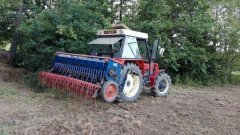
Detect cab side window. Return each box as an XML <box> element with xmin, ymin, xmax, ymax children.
<box><xmin>137</xmin><ymin>39</ymin><xmax>148</xmax><ymax>60</ymax></box>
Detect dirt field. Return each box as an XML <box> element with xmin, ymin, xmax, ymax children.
<box><xmin>0</xmin><ymin>58</ymin><xmax>240</xmax><ymax>135</ymax></box>
<box><xmin>0</xmin><ymin>80</ymin><xmax>239</xmax><ymax>135</ymax></box>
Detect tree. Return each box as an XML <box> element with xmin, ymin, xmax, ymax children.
<box><xmin>211</xmin><ymin>0</ymin><xmax>240</xmax><ymax>82</ymax></box>
<box><xmin>0</xmin><ymin>0</ymin><xmax>55</xmax><ymax>64</ymax></box>
<box><xmin>132</xmin><ymin>0</ymin><xmax>217</xmax><ymax>84</ymax></box>
<box><xmin>17</xmin><ymin>0</ymin><xmax>109</xmax><ymax>71</ymax></box>
<box><xmin>0</xmin><ymin>0</ymin><xmax>22</xmax><ymax>48</ymax></box>
<box><xmin>0</xmin><ymin>0</ymin><xmax>239</xmax><ymax>85</ymax></box>
<box><xmin>111</xmin><ymin>0</ymin><xmax>139</xmax><ymax>23</ymax></box>
<box><xmin>8</xmin><ymin>0</ymin><xmax>24</xmax><ymax>64</ymax></box>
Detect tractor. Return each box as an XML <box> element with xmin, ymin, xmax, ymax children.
<box><xmin>39</xmin><ymin>24</ymin><xmax>171</xmax><ymax>103</ymax></box>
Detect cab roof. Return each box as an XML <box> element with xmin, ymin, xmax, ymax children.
<box><xmin>97</xmin><ymin>24</ymin><xmax>148</xmax><ymax>39</ymax></box>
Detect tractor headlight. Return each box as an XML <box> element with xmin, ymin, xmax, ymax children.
<box><xmin>109</xmin><ymin>69</ymin><xmax>117</xmax><ymax>78</ymax></box>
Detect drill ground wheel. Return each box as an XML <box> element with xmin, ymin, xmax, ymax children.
<box><xmin>152</xmin><ymin>73</ymin><xmax>172</xmax><ymax>97</ymax></box>
<box><xmin>101</xmin><ymin>81</ymin><xmax>119</xmax><ymax>103</ymax></box>
<box><xmin>118</xmin><ymin>63</ymin><xmax>143</xmax><ymax>102</ymax></box>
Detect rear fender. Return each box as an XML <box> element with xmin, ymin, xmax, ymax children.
<box><xmin>150</xmin><ymin>69</ymin><xmax>166</xmax><ymax>87</ymax></box>
<box><xmin>118</xmin><ymin>59</ymin><xmax>145</xmax><ymax>75</ymax></box>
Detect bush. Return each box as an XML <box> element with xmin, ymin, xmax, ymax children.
<box><xmin>17</xmin><ymin>1</ymin><xmax>109</xmax><ymax>72</ymax></box>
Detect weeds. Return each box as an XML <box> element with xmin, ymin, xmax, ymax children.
<box><xmin>23</xmin><ymin>72</ymin><xmax>50</xmax><ymax>93</ymax></box>
<box><xmin>0</xmin><ymin>82</ymin><xmax>17</xmax><ymax>96</ymax></box>
<box><xmin>231</xmin><ymin>72</ymin><xmax>240</xmax><ymax>85</ymax></box>
<box><xmin>23</xmin><ymin>72</ymin><xmax>39</xmax><ymax>88</ymax></box>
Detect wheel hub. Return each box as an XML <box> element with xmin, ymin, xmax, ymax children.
<box><xmin>105</xmin><ymin>84</ymin><xmax>117</xmax><ymax>101</ymax></box>
<box><xmin>158</xmin><ymin>79</ymin><xmax>168</xmax><ymax>93</ymax></box>
<box><xmin>123</xmin><ymin>72</ymin><xmax>140</xmax><ymax>98</ymax></box>
<box><xmin>127</xmin><ymin>81</ymin><xmax>131</xmax><ymax>87</ymax></box>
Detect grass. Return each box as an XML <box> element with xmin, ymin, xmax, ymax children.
<box><xmin>231</xmin><ymin>71</ymin><xmax>240</xmax><ymax>85</ymax></box>
<box><xmin>0</xmin><ymin>79</ymin><xmax>67</xmax><ymax>103</ymax></box>
<box><xmin>0</xmin><ymin>82</ymin><xmax>35</xmax><ymax>103</ymax></box>
<box><xmin>0</xmin><ymin>82</ymin><xmax>17</xmax><ymax>97</ymax></box>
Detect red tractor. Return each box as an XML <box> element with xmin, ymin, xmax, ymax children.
<box><xmin>39</xmin><ymin>24</ymin><xmax>171</xmax><ymax>103</ymax></box>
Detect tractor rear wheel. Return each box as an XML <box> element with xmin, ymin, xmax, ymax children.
<box><xmin>118</xmin><ymin>63</ymin><xmax>143</xmax><ymax>102</ymax></box>
<box><xmin>152</xmin><ymin>73</ymin><xmax>171</xmax><ymax>97</ymax></box>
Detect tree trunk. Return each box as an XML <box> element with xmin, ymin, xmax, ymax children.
<box><xmin>8</xmin><ymin>0</ymin><xmax>24</xmax><ymax>65</ymax></box>
<box><xmin>111</xmin><ymin>0</ymin><xmax>115</xmax><ymax>23</ymax></box>
<box><xmin>119</xmin><ymin>0</ymin><xmax>123</xmax><ymax>22</ymax></box>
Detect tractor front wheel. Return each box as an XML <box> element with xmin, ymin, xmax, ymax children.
<box><xmin>152</xmin><ymin>73</ymin><xmax>172</xmax><ymax>97</ymax></box>
<box><xmin>118</xmin><ymin>63</ymin><xmax>143</xmax><ymax>102</ymax></box>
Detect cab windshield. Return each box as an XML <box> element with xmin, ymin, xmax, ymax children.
<box><xmin>89</xmin><ymin>40</ymin><xmax>122</xmax><ymax>58</ymax></box>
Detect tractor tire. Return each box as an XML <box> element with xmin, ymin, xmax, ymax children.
<box><xmin>101</xmin><ymin>81</ymin><xmax>119</xmax><ymax>103</ymax></box>
<box><xmin>118</xmin><ymin>63</ymin><xmax>143</xmax><ymax>102</ymax></box>
<box><xmin>152</xmin><ymin>73</ymin><xmax>172</xmax><ymax>97</ymax></box>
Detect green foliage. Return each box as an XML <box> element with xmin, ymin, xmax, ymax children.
<box><xmin>133</xmin><ymin>0</ymin><xmax>221</xmax><ymax>85</ymax></box>
<box><xmin>17</xmin><ymin>1</ymin><xmax>109</xmax><ymax>71</ymax></box>
<box><xmin>83</xmin><ymin>0</ymin><xmax>114</xmax><ymax>22</ymax></box>
<box><xmin>23</xmin><ymin>72</ymin><xmax>39</xmax><ymax>88</ymax></box>
<box><xmin>0</xmin><ymin>0</ymin><xmax>20</xmax><ymax>46</ymax></box>
<box><xmin>123</xmin><ymin>0</ymin><xmax>240</xmax><ymax>85</ymax></box>
<box><xmin>0</xmin><ymin>0</ymin><xmax>239</xmax><ymax>85</ymax></box>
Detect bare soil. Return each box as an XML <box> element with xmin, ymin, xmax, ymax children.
<box><xmin>0</xmin><ymin>61</ymin><xmax>239</xmax><ymax>135</ymax></box>
<box><xmin>0</xmin><ymin>63</ymin><xmax>26</xmax><ymax>83</ymax></box>
<box><xmin>0</xmin><ymin>51</ymin><xmax>27</xmax><ymax>83</ymax></box>
<box><xmin>0</xmin><ymin>81</ymin><xmax>239</xmax><ymax>135</ymax></box>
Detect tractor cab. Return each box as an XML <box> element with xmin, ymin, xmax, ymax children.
<box><xmin>88</xmin><ymin>24</ymin><xmax>149</xmax><ymax>59</ymax></box>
